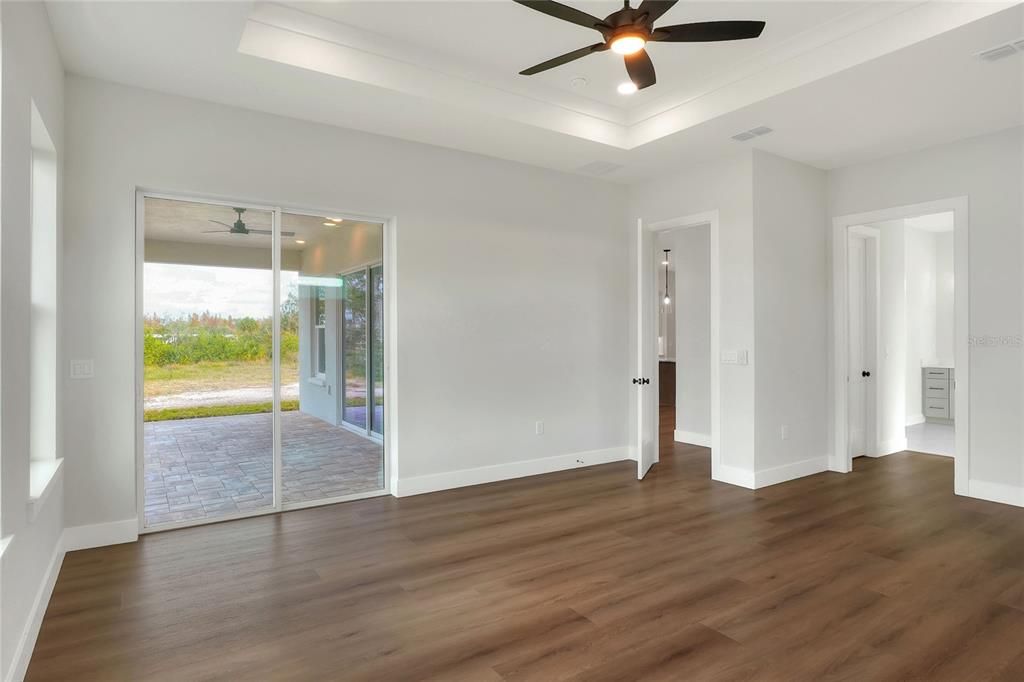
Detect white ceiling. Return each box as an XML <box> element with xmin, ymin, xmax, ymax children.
<box><xmin>285</xmin><ymin>1</ymin><xmax>871</xmax><ymax>111</ymax></box>
<box><xmin>45</xmin><ymin>1</ymin><xmax>1023</xmax><ymax>182</ymax></box>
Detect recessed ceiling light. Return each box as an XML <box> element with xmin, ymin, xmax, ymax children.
<box><xmin>617</xmin><ymin>81</ymin><xmax>638</xmax><ymax>95</ymax></box>
<box><xmin>570</xmin><ymin>76</ymin><xmax>588</xmax><ymax>89</ymax></box>
<box><xmin>322</xmin><ymin>222</ymin><xmax>335</xmax><ymax>227</ymax></box>
<box><xmin>610</xmin><ymin>34</ymin><xmax>646</xmax><ymax>55</ymax></box>
<box><xmin>295</xmin><ymin>239</ymin><xmax>306</xmax><ymax>244</ymax></box>
<box><xmin>329</xmin><ymin>217</ymin><xmax>343</xmax><ymax>222</ymax></box>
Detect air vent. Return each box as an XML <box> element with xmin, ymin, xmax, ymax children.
<box><xmin>576</xmin><ymin>161</ymin><xmax>623</xmax><ymax>176</ymax></box>
<box><xmin>978</xmin><ymin>44</ymin><xmax>1017</xmax><ymax>61</ymax></box>
<box><xmin>731</xmin><ymin>125</ymin><xmax>774</xmax><ymax>142</ymax></box>
<box><xmin>976</xmin><ymin>38</ymin><xmax>1024</xmax><ymax>62</ymax></box>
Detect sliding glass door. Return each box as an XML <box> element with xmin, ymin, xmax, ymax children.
<box><xmin>279</xmin><ymin>213</ymin><xmax>385</xmax><ymax>506</ymax></box>
<box><xmin>141</xmin><ymin>196</ymin><xmax>386</xmax><ymax>529</ymax></box>
<box><xmin>141</xmin><ymin>197</ymin><xmax>276</xmax><ymax>527</ymax></box>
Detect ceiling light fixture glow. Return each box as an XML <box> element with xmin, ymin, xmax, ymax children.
<box><xmin>295</xmin><ymin>239</ymin><xmax>306</xmax><ymax>244</ymax></box>
<box><xmin>610</xmin><ymin>34</ymin><xmax>646</xmax><ymax>55</ymax></box>
<box><xmin>323</xmin><ymin>222</ymin><xmax>335</xmax><ymax>227</ymax></box>
<box><xmin>617</xmin><ymin>81</ymin><xmax>638</xmax><ymax>95</ymax></box>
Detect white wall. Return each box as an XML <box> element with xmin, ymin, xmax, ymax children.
<box><xmin>654</xmin><ymin>231</ymin><xmax>675</xmax><ymax>360</ymax></box>
<box><xmin>61</xmin><ymin>76</ymin><xmax>630</xmax><ymax>526</ymax></box>
<box><xmin>935</xmin><ymin>230</ymin><xmax>955</xmax><ymax>367</ymax></box>
<box><xmin>751</xmin><ymin>151</ymin><xmax>829</xmax><ymax>477</ymax></box>
<box><xmin>870</xmin><ymin>219</ymin><xmax>910</xmax><ymax>441</ymax></box>
<box><xmin>672</xmin><ymin>225</ymin><xmax>711</xmax><ymax>441</ymax></box>
<box><xmin>0</xmin><ymin>2</ymin><xmax>66</xmax><ymax>679</ymax></box>
<box><xmin>904</xmin><ymin>225</ymin><xmax>939</xmax><ymax>418</ymax></box>
<box><xmin>829</xmin><ymin>126</ymin><xmax>1023</xmax><ymax>494</ymax></box>
<box><xmin>629</xmin><ymin>153</ymin><xmax>756</xmax><ymax>481</ymax></box>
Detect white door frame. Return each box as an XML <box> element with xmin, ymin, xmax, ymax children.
<box><xmin>641</xmin><ymin>210</ymin><xmax>721</xmax><ymax>480</ymax></box>
<box><xmin>133</xmin><ymin>188</ymin><xmax>399</xmax><ymax>533</ymax></box>
<box><xmin>830</xmin><ymin>196</ymin><xmax>968</xmax><ymax>494</ymax></box>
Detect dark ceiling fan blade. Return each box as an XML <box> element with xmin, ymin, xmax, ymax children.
<box><xmin>636</xmin><ymin>0</ymin><xmax>677</xmax><ymax>24</ymax></box>
<box><xmin>247</xmin><ymin>229</ymin><xmax>297</xmax><ymax>236</ymax></box>
<box><xmin>208</xmin><ymin>219</ymin><xmax>234</xmax><ymax>229</ymax></box>
<box><xmin>513</xmin><ymin>0</ymin><xmax>606</xmax><ymax>31</ymax></box>
<box><xmin>624</xmin><ymin>48</ymin><xmax>656</xmax><ymax>90</ymax></box>
<box><xmin>651</xmin><ymin>20</ymin><xmax>765</xmax><ymax>42</ymax></box>
<box><xmin>520</xmin><ymin>42</ymin><xmax>607</xmax><ymax>75</ymax></box>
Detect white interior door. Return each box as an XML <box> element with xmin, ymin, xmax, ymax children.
<box><xmin>636</xmin><ymin>219</ymin><xmax>659</xmax><ymax>479</ymax></box>
<box><xmin>848</xmin><ymin>236</ymin><xmax>867</xmax><ymax>457</ymax></box>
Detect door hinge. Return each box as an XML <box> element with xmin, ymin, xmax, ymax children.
<box><xmin>632</xmin><ymin>377</ymin><xmax>650</xmax><ymax>385</ymax></box>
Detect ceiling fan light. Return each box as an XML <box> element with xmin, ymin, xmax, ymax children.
<box><xmin>610</xmin><ymin>34</ymin><xmax>646</xmax><ymax>55</ymax></box>
<box><xmin>617</xmin><ymin>81</ymin><xmax>638</xmax><ymax>95</ymax></box>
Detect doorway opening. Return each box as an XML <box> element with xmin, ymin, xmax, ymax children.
<box><xmin>832</xmin><ymin>199</ymin><xmax>967</xmax><ymax>494</ymax></box>
<box><xmin>656</xmin><ymin>225</ymin><xmax>712</xmax><ymax>463</ymax></box>
<box><xmin>635</xmin><ymin>212</ymin><xmax>720</xmax><ymax>482</ymax></box>
<box><xmin>137</xmin><ymin>193</ymin><xmax>391</xmax><ymax>530</ymax></box>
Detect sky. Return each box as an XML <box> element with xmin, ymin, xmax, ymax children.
<box><xmin>145</xmin><ymin>263</ymin><xmax>299</xmax><ymax>319</ymax></box>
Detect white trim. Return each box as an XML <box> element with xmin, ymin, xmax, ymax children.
<box><xmin>64</xmin><ymin>519</ymin><xmax>139</xmax><ymax>552</ymax></box>
<box><xmin>643</xmin><ymin>211</ymin><xmax>722</xmax><ymax>484</ymax></box>
<box><xmin>754</xmin><ymin>456</ymin><xmax>829</xmax><ymax>489</ymax></box>
<box><xmin>905</xmin><ymin>413</ymin><xmax>925</xmax><ymax>427</ymax></box>
<box><xmin>674</xmin><ymin>430</ymin><xmax>711</xmax><ymax>447</ymax></box>
<box><xmin>967</xmin><ymin>480</ymin><xmax>1024</xmax><ymax>508</ymax></box>
<box><xmin>830</xmin><ymin>197</ymin><xmax>969</xmax><ymax>495</ymax></box>
<box><xmin>27</xmin><ymin>458</ymin><xmax>64</xmax><ymax>522</ymax></box>
<box><xmin>4</xmin><ymin>536</ymin><xmax>65</xmax><ymax>682</ymax></box>
<box><xmin>395</xmin><ymin>447</ymin><xmax>630</xmax><ymax>497</ymax></box>
<box><xmin>714</xmin><ymin>464</ymin><xmax>755</xmax><ymax>490</ymax></box>
<box><xmin>872</xmin><ymin>437</ymin><xmax>908</xmax><ymax>457</ymax></box>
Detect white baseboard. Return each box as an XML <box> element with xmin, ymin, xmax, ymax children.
<box><xmin>713</xmin><ymin>463</ymin><xmax>755</xmax><ymax>490</ymax></box>
<box><xmin>967</xmin><ymin>479</ymin><xmax>1024</xmax><ymax>508</ymax></box>
<box><xmin>674</xmin><ymin>430</ymin><xmax>711</xmax><ymax>447</ymax></box>
<box><xmin>5</xmin><ymin>534</ymin><xmax>65</xmax><ymax>682</ymax></box>
<box><xmin>395</xmin><ymin>446</ymin><xmax>630</xmax><ymax>497</ymax></box>
<box><xmin>64</xmin><ymin>519</ymin><xmax>138</xmax><ymax>552</ymax></box>
<box><xmin>754</xmin><ymin>456</ymin><xmax>829</xmax><ymax>489</ymax></box>
<box><xmin>871</xmin><ymin>437</ymin><xmax>908</xmax><ymax>457</ymax></box>
<box><xmin>905</xmin><ymin>413</ymin><xmax>925</xmax><ymax>427</ymax></box>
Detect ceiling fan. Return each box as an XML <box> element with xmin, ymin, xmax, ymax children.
<box><xmin>514</xmin><ymin>0</ymin><xmax>765</xmax><ymax>90</ymax></box>
<box><xmin>203</xmin><ymin>207</ymin><xmax>295</xmax><ymax>237</ymax></box>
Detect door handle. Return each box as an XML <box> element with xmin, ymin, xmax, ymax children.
<box><xmin>632</xmin><ymin>378</ymin><xmax>651</xmax><ymax>385</ymax></box>
<box><xmin>862</xmin><ymin>370</ymin><xmax>871</xmax><ymax>377</ymax></box>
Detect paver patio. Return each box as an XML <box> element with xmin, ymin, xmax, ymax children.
<box><xmin>144</xmin><ymin>411</ymin><xmax>383</xmax><ymax>527</ymax></box>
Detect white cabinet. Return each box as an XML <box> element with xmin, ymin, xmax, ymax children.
<box><xmin>923</xmin><ymin>367</ymin><xmax>954</xmax><ymax>422</ymax></box>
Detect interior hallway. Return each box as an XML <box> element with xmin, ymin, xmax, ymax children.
<box><xmin>30</xmin><ymin>437</ymin><xmax>1024</xmax><ymax>679</ymax></box>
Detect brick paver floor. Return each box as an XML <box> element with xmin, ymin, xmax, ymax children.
<box><xmin>144</xmin><ymin>411</ymin><xmax>383</xmax><ymax>526</ymax></box>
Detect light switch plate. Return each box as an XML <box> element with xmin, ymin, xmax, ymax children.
<box><xmin>70</xmin><ymin>359</ymin><xmax>94</xmax><ymax>379</ymax></box>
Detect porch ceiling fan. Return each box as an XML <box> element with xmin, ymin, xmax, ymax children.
<box><xmin>203</xmin><ymin>207</ymin><xmax>295</xmax><ymax>237</ymax></box>
<box><xmin>513</xmin><ymin>0</ymin><xmax>766</xmax><ymax>90</ymax></box>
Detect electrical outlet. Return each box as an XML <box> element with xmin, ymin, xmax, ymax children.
<box><xmin>535</xmin><ymin>421</ymin><xmax>544</xmax><ymax>435</ymax></box>
<box><xmin>780</xmin><ymin>424</ymin><xmax>789</xmax><ymax>440</ymax></box>
<box><xmin>70</xmin><ymin>359</ymin><xmax>94</xmax><ymax>379</ymax></box>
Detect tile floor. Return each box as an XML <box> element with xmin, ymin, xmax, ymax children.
<box><xmin>906</xmin><ymin>421</ymin><xmax>955</xmax><ymax>457</ymax></box>
<box><xmin>144</xmin><ymin>411</ymin><xmax>383</xmax><ymax>527</ymax></box>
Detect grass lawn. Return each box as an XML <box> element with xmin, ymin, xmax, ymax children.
<box><xmin>145</xmin><ymin>360</ymin><xmax>298</xmax><ymax>399</ymax></box>
<box><xmin>145</xmin><ymin>399</ymin><xmax>300</xmax><ymax>422</ymax></box>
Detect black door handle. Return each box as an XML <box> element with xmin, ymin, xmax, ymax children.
<box><xmin>862</xmin><ymin>370</ymin><xmax>871</xmax><ymax>377</ymax></box>
<box><xmin>632</xmin><ymin>378</ymin><xmax>651</xmax><ymax>385</ymax></box>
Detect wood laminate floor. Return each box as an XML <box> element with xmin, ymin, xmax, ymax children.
<box><xmin>29</xmin><ymin>432</ymin><xmax>1024</xmax><ymax>680</ymax></box>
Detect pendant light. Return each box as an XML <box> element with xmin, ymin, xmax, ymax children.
<box><xmin>662</xmin><ymin>249</ymin><xmax>671</xmax><ymax>305</ymax></box>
